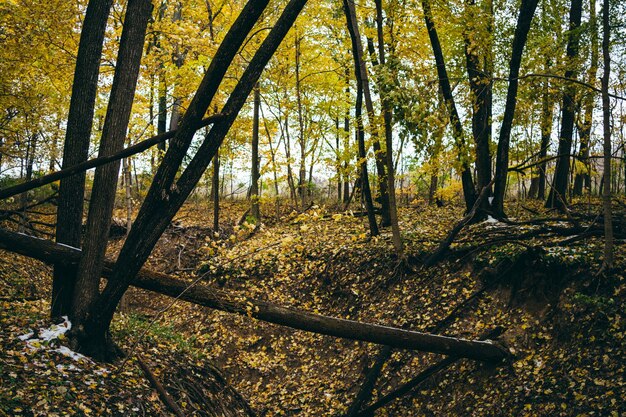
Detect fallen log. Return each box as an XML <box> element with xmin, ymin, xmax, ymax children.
<box><xmin>0</xmin><ymin>228</ymin><xmax>509</xmax><ymax>362</ymax></box>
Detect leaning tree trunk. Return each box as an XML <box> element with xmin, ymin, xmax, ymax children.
<box><xmin>422</xmin><ymin>0</ymin><xmax>476</xmax><ymax>212</ymax></box>
<box><xmin>491</xmin><ymin>0</ymin><xmax>539</xmax><ymax>218</ymax></box>
<box><xmin>343</xmin><ymin>0</ymin><xmax>391</xmax><ymax>228</ymax></box>
<box><xmin>52</xmin><ymin>0</ymin><xmax>114</xmax><ymax>318</ymax></box>
<box><xmin>80</xmin><ymin>0</ymin><xmax>306</xmax><ymax>361</ymax></box>
<box><xmin>71</xmin><ymin>0</ymin><xmax>152</xmax><ymax>341</ymax></box>
<box><xmin>343</xmin><ymin>0</ymin><xmax>379</xmax><ymax>236</ymax></box>
<box><xmin>545</xmin><ymin>0</ymin><xmax>583</xmax><ymax>210</ymax></box>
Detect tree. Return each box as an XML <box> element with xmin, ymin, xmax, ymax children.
<box><xmin>573</xmin><ymin>0</ymin><xmax>599</xmax><ymax>197</ymax></box>
<box><xmin>491</xmin><ymin>0</ymin><xmax>539</xmax><ymax>218</ymax></box>
<box><xmin>71</xmin><ymin>0</ymin><xmax>153</xmax><ymax>332</ymax></box>
<box><xmin>250</xmin><ymin>83</ymin><xmax>261</xmax><ymax>221</ymax></box>
<box><xmin>52</xmin><ymin>0</ymin><xmax>114</xmax><ymax>318</ymax></box>
<box><xmin>373</xmin><ymin>0</ymin><xmax>403</xmax><ymax>254</ymax></box>
<box><xmin>463</xmin><ymin>0</ymin><xmax>493</xmax><ymax>213</ymax></box>
<box><xmin>343</xmin><ymin>0</ymin><xmax>378</xmax><ymax>236</ymax></box>
<box><xmin>600</xmin><ymin>0</ymin><xmax>613</xmax><ymax>270</ymax></box>
<box><xmin>341</xmin><ymin>0</ymin><xmax>391</xmax><ymax>227</ymax></box>
<box><xmin>546</xmin><ymin>0</ymin><xmax>583</xmax><ymax>210</ymax></box>
<box><xmin>74</xmin><ymin>0</ymin><xmax>308</xmax><ymax>360</ymax></box>
<box><xmin>422</xmin><ymin>0</ymin><xmax>477</xmax><ymax>212</ymax></box>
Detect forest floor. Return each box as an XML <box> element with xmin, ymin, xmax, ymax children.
<box><xmin>0</xmin><ymin>198</ymin><xmax>625</xmax><ymax>416</ymax></box>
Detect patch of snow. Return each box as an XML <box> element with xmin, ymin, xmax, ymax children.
<box><xmin>39</xmin><ymin>316</ymin><xmax>71</xmax><ymax>341</ymax></box>
<box><xmin>488</xmin><ymin>196</ymin><xmax>494</xmax><ymax>204</ymax></box>
<box><xmin>485</xmin><ymin>215</ymin><xmax>499</xmax><ymax>224</ymax></box>
<box><xmin>57</xmin><ymin>364</ymin><xmax>82</xmax><ymax>372</ymax></box>
<box><xmin>19</xmin><ymin>316</ymin><xmax>91</xmax><ymax>363</ymax></box>
<box><xmin>56</xmin><ymin>242</ymin><xmax>81</xmax><ymax>251</ymax></box>
<box><xmin>54</xmin><ymin>345</ymin><xmax>90</xmax><ymax>362</ymax></box>
<box><xmin>18</xmin><ymin>331</ymin><xmax>34</xmax><ymax>341</ymax></box>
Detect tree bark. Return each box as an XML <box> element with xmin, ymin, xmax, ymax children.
<box><xmin>295</xmin><ymin>32</ymin><xmax>307</xmax><ymax>208</ymax></box>
<box><xmin>52</xmin><ymin>0</ymin><xmax>114</xmax><ymax>318</ymax></box>
<box><xmin>336</xmin><ymin>117</ymin><xmax>343</xmax><ymax>203</ymax></box>
<box><xmin>0</xmin><ymin>229</ymin><xmax>509</xmax><ymax>362</ymax></box>
<box><xmin>212</xmin><ymin>149</ymin><xmax>220</xmax><ymax>232</ymax></box>
<box><xmin>250</xmin><ymin>83</ymin><xmax>261</xmax><ymax>222</ymax></box>
<box><xmin>491</xmin><ymin>0</ymin><xmax>539</xmax><ymax>218</ymax></box>
<box><xmin>356</xmin><ymin>327</ymin><xmax>504</xmax><ymax>416</ymax></box>
<box><xmin>81</xmin><ymin>0</ymin><xmax>304</xmax><ymax>361</ymax></box>
<box><xmin>343</xmin><ymin>0</ymin><xmax>391</xmax><ymax>227</ymax></box>
<box><xmin>573</xmin><ymin>0</ymin><xmax>599</xmax><ymax>197</ymax></box>
<box><xmin>343</xmin><ymin>0</ymin><xmax>378</xmax><ymax>236</ymax></box>
<box><xmin>345</xmin><ymin>346</ymin><xmax>392</xmax><ymax>417</ymax></box>
<box><xmin>463</xmin><ymin>0</ymin><xmax>493</xmax><ymax>209</ymax></box>
<box><xmin>422</xmin><ymin>0</ymin><xmax>476</xmax><ymax>212</ymax></box>
<box><xmin>545</xmin><ymin>0</ymin><xmax>583</xmax><ymax>210</ymax></box>
<box><xmin>71</xmin><ymin>0</ymin><xmax>152</xmax><ymax>331</ymax></box>
<box><xmin>600</xmin><ymin>0</ymin><xmax>613</xmax><ymax>270</ymax></box>
<box><xmin>355</xmin><ymin>70</ymin><xmax>379</xmax><ymax>237</ymax></box>
<box><xmin>168</xmin><ymin>1</ymin><xmax>184</xmax><ymax>132</ymax></box>
<box><xmin>374</xmin><ymin>0</ymin><xmax>403</xmax><ymax>254</ymax></box>
<box><xmin>537</xmin><ymin>70</ymin><xmax>554</xmax><ymax>200</ymax></box>
<box><xmin>343</xmin><ymin>69</ymin><xmax>351</xmax><ymax>206</ymax></box>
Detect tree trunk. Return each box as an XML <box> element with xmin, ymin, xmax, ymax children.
<box><xmin>600</xmin><ymin>0</ymin><xmax>613</xmax><ymax>270</ymax></box>
<box><xmin>52</xmin><ymin>0</ymin><xmax>114</xmax><ymax>318</ymax></box>
<box><xmin>343</xmin><ymin>69</ymin><xmax>351</xmax><ymax>206</ymax></box>
<box><xmin>284</xmin><ymin>112</ymin><xmax>298</xmax><ymax>205</ymax></box>
<box><xmin>491</xmin><ymin>0</ymin><xmax>539</xmax><ymax>218</ymax></box>
<box><xmin>573</xmin><ymin>0</ymin><xmax>599</xmax><ymax>197</ymax></box>
<box><xmin>71</xmin><ymin>0</ymin><xmax>152</xmax><ymax>341</ymax></box>
<box><xmin>355</xmin><ymin>73</ymin><xmax>379</xmax><ymax>236</ymax></box>
<box><xmin>157</xmin><ymin>72</ymin><xmax>167</xmax><ymax>154</ymax></box>
<box><xmin>80</xmin><ymin>0</ymin><xmax>303</xmax><ymax>361</ymax></box>
<box><xmin>295</xmin><ymin>32</ymin><xmax>307</xmax><ymax>208</ymax></box>
<box><xmin>545</xmin><ymin>0</ymin><xmax>583</xmax><ymax>210</ymax></box>
<box><xmin>343</xmin><ymin>0</ymin><xmax>390</xmax><ymax>227</ymax></box>
<box><xmin>374</xmin><ymin>0</ymin><xmax>403</xmax><ymax>254</ymax></box>
<box><xmin>428</xmin><ymin>173</ymin><xmax>439</xmax><ymax>205</ymax></box>
<box><xmin>463</xmin><ymin>0</ymin><xmax>493</xmax><ymax>212</ymax></box>
<box><xmin>168</xmin><ymin>1</ymin><xmax>184</xmax><ymax>132</ymax></box>
<box><xmin>123</xmin><ymin>158</ymin><xmax>132</xmax><ymax>234</ymax></box>
<box><xmin>537</xmin><ymin>70</ymin><xmax>554</xmax><ymax>200</ymax></box>
<box><xmin>336</xmin><ymin>117</ymin><xmax>342</xmax><ymax>203</ymax></box>
<box><xmin>212</xmin><ymin>149</ymin><xmax>220</xmax><ymax>232</ymax></box>
<box><xmin>343</xmin><ymin>0</ymin><xmax>379</xmax><ymax>236</ymax></box>
<box><xmin>250</xmin><ymin>83</ymin><xmax>261</xmax><ymax>221</ymax></box>
<box><xmin>422</xmin><ymin>0</ymin><xmax>476</xmax><ymax>212</ymax></box>
<box><xmin>260</xmin><ymin>105</ymin><xmax>281</xmax><ymax>215</ymax></box>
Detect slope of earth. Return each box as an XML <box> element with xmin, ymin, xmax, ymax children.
<box><xmin>0</xmin><ymin>199</ymin><xmax>624</xmax><ymax>416</ymax></box>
